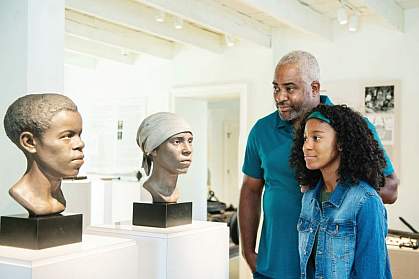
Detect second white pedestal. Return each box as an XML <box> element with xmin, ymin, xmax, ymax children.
<box><xmin>0</xmin><ymin>234</ymin><xmax>137</xmax><ymax>279</ymax></box>
<box><xmin>86</xmin><ymin>221</ymin><xmax>229</xmax><ymax>279</ymax></box>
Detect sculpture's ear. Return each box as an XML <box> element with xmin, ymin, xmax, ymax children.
<box><xmin>19</xmin><ymin>132</ymin><xmax>37</xmax><ymax>154</ymax></box>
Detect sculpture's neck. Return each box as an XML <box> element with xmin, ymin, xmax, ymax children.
<box><xmin>144</xmin><ymin>166</ymin><xmax>180</xmax><ymax>203</ymax></box>
<box><xmin>9</xmin><ymin>161</ymin><xmax>65</xmax><ymax>216</ymax></box>
<box><xmin>24</xmin><ymin>160</ymin><xmax>62</xmax><ymax>194</ymax></box>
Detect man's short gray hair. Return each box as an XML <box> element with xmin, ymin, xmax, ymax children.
<box><xmin>276</xmin><ymin>50</ymin><xmax>320</xmax><ymax>84</ymax></box>
<box><xmin>4</xmin><ymin>93</ymin><xmax>78</xmax><ymax>146</ymax></box>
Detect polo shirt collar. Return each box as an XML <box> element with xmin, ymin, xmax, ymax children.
<box><xmin>275</xmin><ymin>95</ymin><xmax>333</xmax><ymax>129</ymax></box>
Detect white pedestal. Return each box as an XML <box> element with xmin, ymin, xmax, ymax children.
<box><xmin>87</xmin><ymin>221</ymin><xmax>229</xmax><ymax>279</ymax></box>
<box><xmin>0</xmin><ymin>234</ymin><xmax>137</xmax><ymax>279</ymax></box>
<box><xmin>88</xmin><ymin>176</ymin><xmax>142</xmax><ymax>225</ymax></box>
<box><xmin>62</xmin><ymin>179</ymin><xmax>91</xmax><ymax>228</ymax></box>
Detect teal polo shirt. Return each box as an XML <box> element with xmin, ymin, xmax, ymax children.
<box><xmin>242</xmin><ymin>96</ymin><xmax>394</xmax><ymax>278</ymax></box>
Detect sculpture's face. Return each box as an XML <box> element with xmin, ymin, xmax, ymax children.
<box><xmin>153</xmin><ymin>132</ymin><xmax>193</xmax><ymax>174</ymax></box>
<box><xmin>34</xmin><ymin>110</ymin><xmax>85</xmax><ymax>179</ymax></box>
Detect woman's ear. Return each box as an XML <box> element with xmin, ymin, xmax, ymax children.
<box><xmin>19</xmin><ymin>132</ymin><xmax>37</xmax><ymax>154</ymax></box>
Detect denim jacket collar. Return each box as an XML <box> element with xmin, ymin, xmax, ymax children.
<box><xmin>311</xmin><ymin>179</ymin><xmax>351</xmax><ymax>208</ymax></box>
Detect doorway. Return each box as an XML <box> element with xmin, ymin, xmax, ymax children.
<box><xmin>171</xmin><ymin>83</ymin><xmax>247</xmax><ymax>221</ymax></box>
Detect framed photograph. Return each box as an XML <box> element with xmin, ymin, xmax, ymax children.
<box><xmin>365</xmin><ymin>85</ymin><xmax>395</xmax><ymax>113</ymax></box>
<box><xmin>362</xmin><ymin>81</ymin><xmax>400</xmax><ymax>173</ymax></box>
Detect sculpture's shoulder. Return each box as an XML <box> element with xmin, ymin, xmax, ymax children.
<box><xmin>9</xmin><ymin>182</ymin><xmax>65</xmax><ymax>216</ymax></box>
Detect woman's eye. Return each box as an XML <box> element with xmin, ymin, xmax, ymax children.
<box><xmin>303</xmin><ymin>136</ymin><xmax>308</xmax><ymax>142</ymax></box>
<box><xmin>313</xmin><ymin>136</ymin><xmax>321</xmax><ymax>141</ymax></box>
<box><xmin>286</xmin><ymin>87</ymin><xmax>294</xmax><ymax>93</ymax></box>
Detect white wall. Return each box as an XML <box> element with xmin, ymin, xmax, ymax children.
<box><xmin>0</xmin><ymin>0</ymin><xmax>64</xmax><ymax>216</ymax></box>
<box><xmin>65</xmin><ymin>55</ymin><xmax>173</xmax><ymax>174</ymax></box>
<box><xmin>272</xmin><ymin>8</ymin><xmax>419</xmax><ymax>231</ymax></box>
<box><xmin>172</xmin><ymin>43</ymin><xmax>274</xmax><ymax>129</ymax></box>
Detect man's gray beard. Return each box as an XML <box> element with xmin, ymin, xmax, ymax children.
<box><xmin>278</xmin><ymin>109</ymin><xmax>299</xmax><ymax>121</ymax></box>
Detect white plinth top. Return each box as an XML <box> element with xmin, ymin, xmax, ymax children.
<box><xmin>0</xmin><ymin>234</ymin><xmax>135</xmax><ymax>267</ymax></box>
<box><xmin>87</xmin><ymin>220</ymin><xmax>227</xmax><ymax>239</ymax></box>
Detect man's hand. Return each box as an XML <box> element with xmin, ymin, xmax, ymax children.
<box><xmin>380</xmin><ymin>173</ymin><xmax>399</xmax><ymax>204</ymax></box>
<box><xmin>243</xmin><ymin>250</ymin><xmax>258</xmax><ymax>273</ymax></box>
<box><xmin>300</xmin><ymin>185</ymin><xmax>310</xmax><ymax>193</ymax></box>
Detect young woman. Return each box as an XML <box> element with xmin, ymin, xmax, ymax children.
<box><xmin>290</xmin><ymin>104</ymin><xmax>392</xmax><ymax>279</ymax></box>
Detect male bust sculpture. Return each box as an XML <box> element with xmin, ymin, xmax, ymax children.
<box><xmin>136</xmin><ymin>112</ymin><xmax>193</xmax><ymax>203</ymax></box>
<box><xmin>3</xmin><ymin>93</ymin><xmax>85</xmax><ymax>216</ymax></box>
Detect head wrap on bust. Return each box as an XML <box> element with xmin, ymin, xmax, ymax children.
<box><xmin>136</xmin><ymin>112</ymin><xmax>192</xmax><ymax>176</ymax></box>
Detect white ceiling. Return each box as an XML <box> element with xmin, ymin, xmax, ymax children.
<box><xmin>215</xmin><ymin>0</ymin><xmax>419</xmax><ymax>25</ymax></box>
<box><xmin>64</xmin><ymin>0</ymin><xmax>418</xmax><ymax>65</ymax></box>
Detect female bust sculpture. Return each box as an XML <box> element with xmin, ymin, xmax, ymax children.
<box><xmin>136</xmin><ymin>112</ymin><xmax>193</xmax><ymax>203</ymax></box>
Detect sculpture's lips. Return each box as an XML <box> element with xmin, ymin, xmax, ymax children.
<box><xmin>72</xmin><ymin>156</ymin><xmax>85</xmax><ymax>165</ymax></box>
<box><xmin>180</xmin><ymin>160</ymin><xmax>192</xmax><ymax>165</ymax></box>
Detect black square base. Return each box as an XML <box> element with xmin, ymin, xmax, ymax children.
<box><xmin>0</xmin><ymin>213</ymin><xmax>82</xmax><ymax>249</ymax></box>
<box><xmin>132</xmin><ymin>202</ymin><xmax>192</xmax><ymax>228</ymax></box>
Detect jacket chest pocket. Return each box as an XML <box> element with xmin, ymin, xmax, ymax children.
<box><xmin>325</xmin><ymin>221</ymin><xmax>356</xmax><ymax>265</ymax></box>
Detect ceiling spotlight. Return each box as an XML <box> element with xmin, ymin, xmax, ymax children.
<box><xmin>155</xmin><ymin>10</ymin><xmax>166</xmax><ymax>22</ymax></box>
<box><xmin>337</xmin><ymin>6</ymin><xmax>348</xmax><ymax>25</ymax></box>
<box><xmin>174</xmin><ymin>17</ymin><xmax>183</xmax><ymax>29</ymax></box>
<box><xmin>348</xmin><ymin>14</ymin><xmax>359</xmax><ymax>32</ymax></box>
<box><xmin>225</xmin><ymin>34</ymin><xmax>235</xmax><ymax>47</ymax></box>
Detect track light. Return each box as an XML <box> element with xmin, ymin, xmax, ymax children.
<box><xmin>174</xmin><ymin>17</ymin><xmax>183</xmax><ymax>29</ymax></box>
<box><xmin>155</xmin><ymin>10</ymin><xmax>166</xmax><ymax>22</ymax></box>
<box><xmin>348</xmin><ymin>14</ymin><xmax>359</xmax><ymax>32</ymax></box>
<box><xmin>224</xmin><ymin>34</ymin><xmax>235</xmax><ymax>47</ymax></box>
<box><xmin>337</xmin><ymin>6</ymin><xmax>348</xmax><ymax>25</ymax></box>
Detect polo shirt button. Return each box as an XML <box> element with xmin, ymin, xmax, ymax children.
<box><xmin>318</xmin><ymin>251</ymin><xmax>322</xmax><ymax>255</ymax></box>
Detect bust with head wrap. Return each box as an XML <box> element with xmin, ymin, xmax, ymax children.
<box><xmin>137</xmin><ymin>112</ymin><xmax>193</xmax><ymax>203</ymax></box>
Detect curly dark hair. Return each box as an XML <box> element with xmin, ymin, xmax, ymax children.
<box><xmin>289</xmin><ymin>104</ymin><xmax>386</xmax><ymax>189</ymax></box>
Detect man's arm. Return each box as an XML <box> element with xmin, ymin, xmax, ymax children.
<box><xmin>238</xmin><ymin>175</ymin><xmax>264</xmax><ymax>273</ymax></box>
<box><xmin>380</xmin><ymin>173</ymin><xmax>399</xmax><ymax>204</ymax></box>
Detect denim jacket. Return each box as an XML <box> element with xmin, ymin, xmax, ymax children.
<box><xmin>297</xmin><ymin>180</ymin><xmax>392</xmax><ymax>279</ymax></box>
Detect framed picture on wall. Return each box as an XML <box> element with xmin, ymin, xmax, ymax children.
<box><xmin>365</xmin><ymin>85</ymin><xmax>395</xmax><ymax>113</ymax></box>
<box><xmin>362</xmin><ymin>81</ymin><xmax>400</xmax><ymax>173</ymax></box>
<box><xmin>364</xmin><ymin>85</ymin><xmax>395</xmax><ymax>145</ymax></box>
